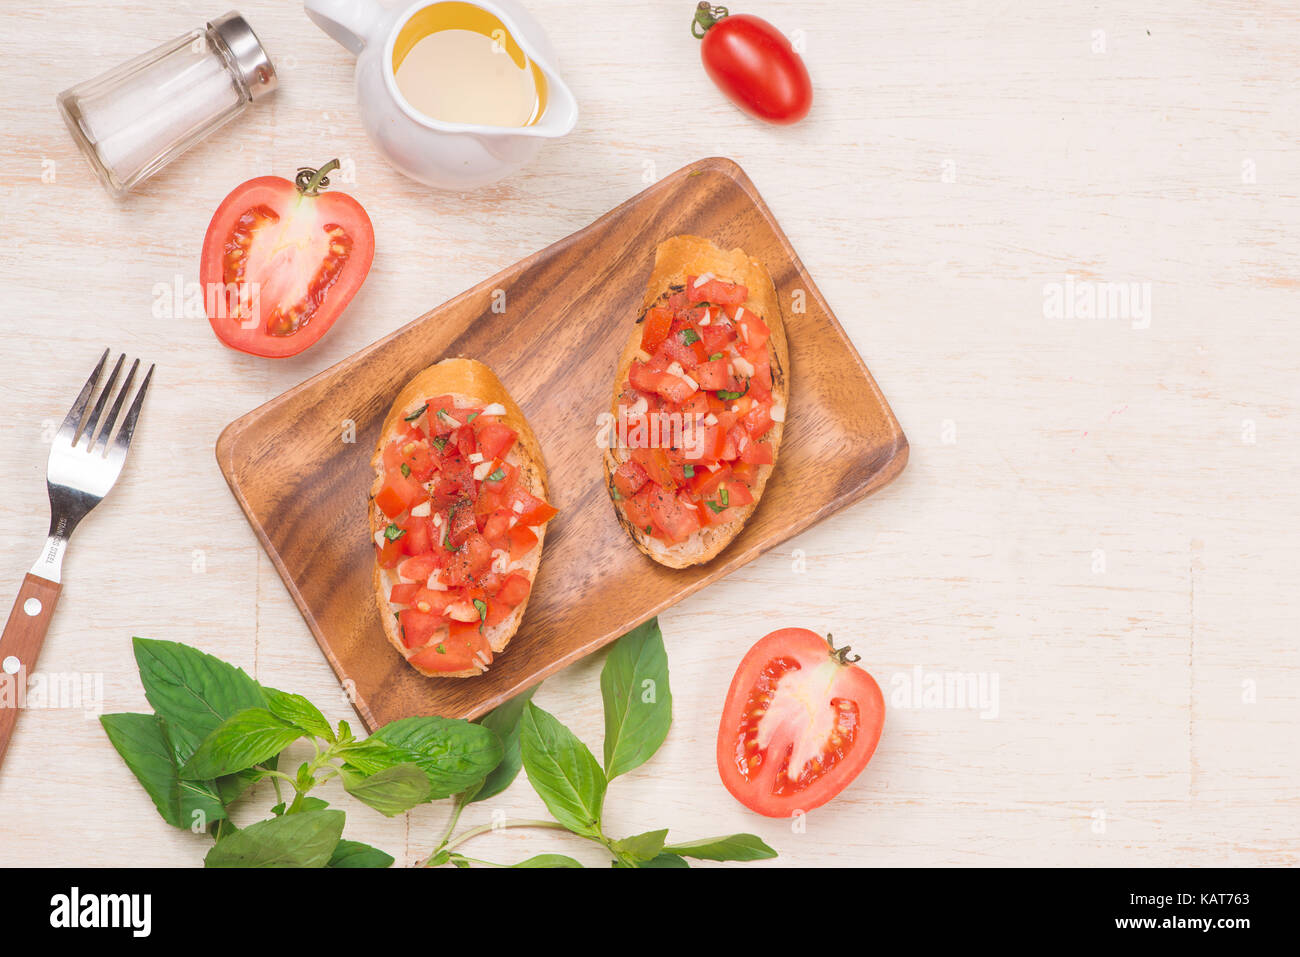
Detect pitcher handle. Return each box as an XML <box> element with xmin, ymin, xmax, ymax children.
<box><xmin>304</xmin><ymin>0</ymin><xmax>385</xmax><ymax>56</ymax></box>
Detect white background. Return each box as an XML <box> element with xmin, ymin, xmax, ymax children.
<box><xmin>0</xmin><ymin>1</ymin><xmax>1297</xmax><ymax>866</ymax></box>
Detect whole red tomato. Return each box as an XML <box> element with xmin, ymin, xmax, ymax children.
<box><xmin>199</xmin><ymin>159</ymin><xmax>374</xmax><ymax>358</ymax></box>
<box><xmin>717</xmin><ymin>628</ymin><xmax>883</xmax><ymax>816</ymax></box>
<box><xmin>692</xmin><ymin>3</ymin><xmax>812</xmax><ymax>124</ymax></box>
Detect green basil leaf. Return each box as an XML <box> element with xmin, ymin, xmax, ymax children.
<box><xmin>341</xmin><ymin>764</ymin><xmax>433</xmax><ymax>817</ymax></box>
<box><xmin>368</xmin><ymin>716</ymin><xmax>504</xmax><ymax>799</ymax></box>
<box><xmin>215</xmin><ymin>760</ymin><xmax>274</xmax><ymax>806</ymax></box>
<box><xmin>462</xmin><ymin>685</ymin><xmax>538</xmax><ymax>806</ymax></box>
<box><xmin>600</xmin><ymin>618</ymin><xmax>672</xmax><ymax>779</ymax></box>
<box><xmin>132</xmin><ymin>638</ymin><xmax>267</xmax><ymax>763</ymax></box>
<box><xmin>263</xmin><ymin>687</ymin><xmax>334</xmax><ymax>741</ymax></box>
<box><xmin>289</xmin><ymin>796</ymin><xmax>331</xmax><ymax>814</ymax></box>
<box><xmin>180</xmin><ymin>708</ymin><xmax>303</xmax><ymax>780</ymax></box>
<box><xmin>663</xmin><ymin>833</ymin><xmax>777</xmax><ymax>861</ymax></box>
<box><xmin>100</xmin><ymin>713</ymin><xmax>225</xmax><ymax>830</ymax></box>
<box><xmin>513</xmin><ymin>854</ymin><xmax>583</xmax><ymax>868</ymax></box>
<box><xmin>329</xmin><ymin>839</ymin><xmax>395</xmax><ymax>868</ymax></box>
<box><xmin>519</xmin><ymin>702</ymin><xmax>606</xmax><ymax>838</ymax></box>
<box><xmin>204</xmin><ymin>809</ymin><xmax>344</xmax><ymax>868</ymax></box>
<box><xmin>613</xmin><ymin>828</ymin><xmax>668</xmax><ymax>863</ymax></box>
<box><xmin>636</xmin><ymin>852</ymin><xmax>690</xmax><ymax>868</ymax></box>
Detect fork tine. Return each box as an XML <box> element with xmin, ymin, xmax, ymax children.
<box><xmin>92</xmin><ymin>358</ymin><xmax>139</xmax><ymax>453</ymax></box>
<box><xmin>56</xmin><ymin>348</ymin><xmax>109</xmax><ymax>443</ymax></box>
<box><xmin>79</xmin><ymin>353</ymin><xmax>124</xmax><ymax>447</ymax></box>
<box><xmin>111</xmin><ymin>363</ymin><xmax>154</xmax><ymax>458</ymax></box>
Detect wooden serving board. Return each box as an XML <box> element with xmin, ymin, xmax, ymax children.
<box><xmin>216</xmin><ymin>157</ymin><xmax>907</xmax><ymax>728</ymax></box>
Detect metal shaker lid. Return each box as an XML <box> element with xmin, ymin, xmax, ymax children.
<box><xmin>209</xmin><ymin>11</ymin><xmax>278</xmax><ymax>100</ymax></box>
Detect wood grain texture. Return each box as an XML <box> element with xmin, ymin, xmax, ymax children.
<box><xmin>216</xmin><ymin>158</ymin><xmax>906</xmax><ymax>726</ymax></box>
<box><xmin>0</xmin><ymin>0</ymin><xmax>1297</xmax><ymax>868</ymax></box>
<box><xmin>0</xmin><ymin>574</ymin><xmax>62</xmax><ymax>767</ymax></box>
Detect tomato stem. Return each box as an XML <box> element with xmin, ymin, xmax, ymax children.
<box><xmin>691</xmin><ymin>2</ymin><xmax>729</xmax><ymax>38</ymax></box>
<box><xmin>824</xmin><ymin>633</ymin><xmax>861</xmax><ymax>665</ymax></box>
<box><xmin>295</xmin><ymin>158</ymin><xmax>341</xmax><ymax>196</ymax></box>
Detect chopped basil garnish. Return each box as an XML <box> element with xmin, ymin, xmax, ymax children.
<box><xmin>403</xmin><ymin>404</ymin><xmax>428</xmax><ymax>422</ymax></box>
<box><xmin>680</xmin><ymin>329</ymin><xmax>701</xmax><ymax>346</ymax></box>
<box><xmin>719</xmin><ymin>487</ymin><xmax>729</xmax><ymax>507</ymax></box>
<box><xmin>400</xmin><ymin>463</ymin><xmax>411</xmax><ymax>477</ymax></box>
<box><xmin>644</xmin><ymin>525</ymin><xmax>652</xmax><ymax>534</ymax></box>
<box><xmin>708</xmin><ymin>352</ymin><xmax>724</xmax><ymax>361</ymax></box>
<box><xmin>683</xmin><ymin>464</ymin><xmax>695</xmax><ymax>478</ymax></box>
<box><xmin>431</xmin><ymin>435</ymin><xmax>448</xmax><ymax>451</ymax></box>
<box><xmin>486</xmin><ymin>467</ymin><xmax>506</xmax><ymax>482</ymax></box>
<box><xmin>716</xmin><ymin>378</ymin><xmax>751</xmax><ymax>401</ymax></box>
<box><xmin>705</xmin><ymin>500</ymin><xmax>726</xmax><ymax>514</ymax></box>
<box><xmin>466</xmin><ymin>412</ymin><xmax>479</xmax><ymax>422</ymax></box>
<box><xmin>473</xmin><ymin>599</ymin><xmax>487</xmax><ymax>621</ymax></box>
<box><xmin>611</xmin><ymin>487</ymin><xmax>624</xmax><ymax>501</ymax></box>
<box><xmin>435</xmin><ymin>644</ymin><xmax>446</xmax><ymax>655</ymax></box>
<box><xmin>383</xmin><ymin>524</ymin><xmax>405</xmax><ymax>541</ymax></box>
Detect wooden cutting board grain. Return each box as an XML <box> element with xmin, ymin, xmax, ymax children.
<box><xmin>215</xmin><ymin>157</ymin><xmax>907</xmax><ymax>727</ymax></box>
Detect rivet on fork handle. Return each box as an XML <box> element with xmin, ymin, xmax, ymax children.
<box><xmin>0</xmin><ymin>575</ymin><xmax>62</xmax><ymax>766</ymax></box>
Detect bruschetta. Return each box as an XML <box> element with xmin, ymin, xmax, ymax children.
<box><xmin>603</xmin><ymin>235</ymin><xmax>789</xmax><ymax>568</ymax></box>
<box><xmin>371</xmin><ymin>358</ymin><xmax>557</xmax><ymax>677</ymax></box>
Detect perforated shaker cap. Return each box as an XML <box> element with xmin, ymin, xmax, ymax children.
<box><xmin>209</xmin><ymin>11</ymin><xmax>278</xmax><ymax>100</ymax></box>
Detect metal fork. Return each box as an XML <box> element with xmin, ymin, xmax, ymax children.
<box><xmin>0</xmin><ymin>349</ymin><xmax>154</xmax><ymax>767</ymax></box>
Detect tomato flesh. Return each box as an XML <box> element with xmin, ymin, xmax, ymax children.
<box><xmin>716</xmin><ymin>628</ymin><xmax>883</xmax><ymax>817</ymax></box>
<box><xmin>200</xmin><ymin>174</ymin><xmax>375</xmax><ymax>358</ymax></box>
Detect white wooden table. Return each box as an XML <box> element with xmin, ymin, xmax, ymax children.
<box><xmin>1</xmin><ymin>0</ymin><xmax>1296</xmax><ymax>867</ymax></box>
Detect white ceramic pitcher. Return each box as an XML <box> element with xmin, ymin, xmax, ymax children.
<box><xmin>304</xmin><ymin>0</ymin><xmax>578</xmax><ymax>189</ymax></box>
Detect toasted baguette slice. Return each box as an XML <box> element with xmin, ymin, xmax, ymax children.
<box><xmin>603</xmin><ymin>235</ymin><xmax>790</xmax><ymax>568</ymax></box>
<box><xmin>371</xmin><ymin>358</ymin><xmax>550</xmax><ymax>678</ymax></box>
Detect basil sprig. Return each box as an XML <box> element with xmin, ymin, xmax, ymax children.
<box><xmin>102</xmin><ymin>638</ymin><xmax>505</xmax><ymax>868</ymax></box>
<box><xmin>104</xmin><ymin>625</ymin><xmax>777</xmax><ymax>870</ymax></box>
<box><xmin>420</xmin><ymin>619</ymin><xmax>777</xmax><ymax>868</ymax></box>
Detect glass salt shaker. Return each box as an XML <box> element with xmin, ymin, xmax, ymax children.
<box><xmin>57</xmin><ymin>11</ymin><xmax>277</xmax><ymax>197</ymax></box>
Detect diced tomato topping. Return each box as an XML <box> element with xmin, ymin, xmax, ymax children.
<box><xmin>736</xmin><ymin>312</ymin><xmax>770</xmax><ymax>351</ymax></box>
<box><xmin>399</xmin><ymin>516</ymin><xmax>432</xmax><ymax>555</ymax></box>
<box><xmin>398</xmin><ymin>608</ymin><xmax>441</xmax><ymax>649</ymax></box>
<box><xmin>640</xmin><ymin>306</ymin><xmax>674</xmax><ymax>355</ymax></box>
<box><xmin>397</xmin><ymin>553</ymin><xmax>439</xmax><ymax>582</ymax></box>
<box><xmin>389</xmin><ymin>582</ymin><xmax>420</xmax><ymax>605</ymax></box>
<box><xmin>723</xmin><ymin>478</ymin><xmax>755</xmax><ymax>508</ymax></box>
<box><xmin>622</xmin><ymin>486</ymin><xmax>655</xmax><ymax>531</ymax></box>
<box><xmin>446</xmin><ymin>505</ymin><xmax>478</xmax><ymax>548</ymax></box>
<box><xmin>631</xmin><ymin>447</ymin><xmax>678</xmax><ymax>491</ymax></box>
<box><xmin>739</xmin><ymin>438</ymin><xmax>774</xmax><ymax>465</ymax></box>
<box><xmin>496</xmin><ymin>573</ymin><xmax>531</xmax><ymax>607</ymax></box>
<box><xmin>480</xmin><ymin>509</ymin><xmax>512</xmax><ymax>548</ymax></box>
<box><xmin>511</xmin><ymin>489</ymin><xmax>558</xmax><ymax>526</ymax></box>
<box><xmin>742</xmin><ymin>402</ymin><xmax>774</xmax><ymax>439</ymax></box>
<box><xmin>699</xmin><ymin>321</ymin><xmax>737</xmax><ymax>354</ymax></box>
<box><xmin>376</xmin><ymin>537</ymin><xmax>403</xmax><ymax>569</ymax></box>
<box><xmin>645</xmin><ymin>485</ymin><xmax>700</xmax><ymax>544</ymax></box>
<box><xmin>628</xmin><ymin>360</ymin><xmax>663</xmax><ymax>395</ymax></box>
<box><xmin>613</xmin><ymin>458</ymin><xmax>650</xmax><ymax>499</ymax></box>
<box><xmin>375</xmin><ymin>484</ymin><xmax>408</xmax><ymax>519</ymax></box>
<box><xmin>651</xmin><ymin>372</ymin><xmax>696</xmax><ymax>404</ymax></box>
<box><xmin>476</xmin><ymin>422</ymin><xmax>517</xmax><ymax>460</ymax></box>
<box><xmin>506</xmin><ymin>524</ymin><xmax>538</xmax><ymax>561</ymax></box>
<box><xmin>687</xmin><ymin>277</ymin><xmax>749</xmax><ymax>306</ymax></box>
<box><xmin>694</xmin><ymin>358</ymin><xmax>731</xmax><ymax>391</ymax></box>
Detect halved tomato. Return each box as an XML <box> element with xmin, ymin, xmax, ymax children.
<box><xmin>716</xmin><ymin>628</ymin><xmax>884</xmax><ymax>817</ymax></box>
<box><xmin>200</xmin><ymin>160</ymin><xmax>374</xmax><ymax>358</ymax></box>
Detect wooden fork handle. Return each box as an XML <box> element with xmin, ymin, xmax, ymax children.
<box><xmin>0</xmin><ymin>574</ymin><xmax>62</xmax><ymax>769</ymax></box>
